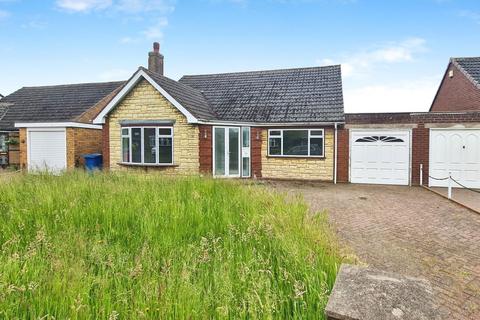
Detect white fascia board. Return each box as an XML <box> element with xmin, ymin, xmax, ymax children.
<box><xmin>93</xmin><ymin>69</ymin><xmax>198</xmax><ymax>124</ymax></box>
<box><xmin>15</xmin><ymin>122</ymin><xmax>102</xmax><ymax>129</ymax></box>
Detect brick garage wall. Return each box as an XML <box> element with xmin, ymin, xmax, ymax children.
<box><xmin>108</xmin><ymin>79</ymin><xmax>200</xmax><ymax>174</ymax></box>
<box><xmin>260</xmin><ymin>127</ymin><xmax>334</xmax><ymax>181</ymax></box>
<box><xmin>198</xmin><ymin>125</ymin><xmax>212</xmax><ymax>175</ymax></box>
<box><xmin>336</xmin><ymin>128</ymin><xmax>349</xmax><ymax>183</ymax></box>
<box><xmin>431</xmin><ymin>62</ymin><xmax>480</xmax><ymax>112</ymax></box>
<box><xmin>18</xmin><ymin>128</ymin><xmax>27</xmax><ymax>169</ymax></box>
<box><xmin>66</xmin><ymin>127</ymin><xmax>103</xmax><ymax>168</ymax></box>
<box><xmin>412</xmin><ymin>124</ymin><xmax>429</xmax><ymax>185</ymax></box>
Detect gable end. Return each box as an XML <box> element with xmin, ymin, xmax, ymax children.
<box><xmin>93</xmin><ymin>69</ymin><xmax>198</xmax><ymax>124</ymax></box>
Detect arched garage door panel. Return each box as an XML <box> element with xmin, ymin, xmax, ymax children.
<box><xmin>350</xmin><ymin>130</ymin><xmax>411</xmax><ymax>185</ymax></box>
<box><xmin>429</xmin><ymin>129</ymin><xmax>480</xmax><ymax>188</ymax></box>
<box><xmin>28</xmin><ymin>129</ymin><xmax>67</xmax><ymax>172</ymax></box>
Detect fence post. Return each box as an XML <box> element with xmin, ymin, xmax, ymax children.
<box><xmin>448</xmin><ymin>172</ymin><xmax>452</xmax><ymax>199</ymax></box>
<box><xmin>420</xmin><ymin>164</ymin><xmax>423</xmax><ymax>186</ymax></box>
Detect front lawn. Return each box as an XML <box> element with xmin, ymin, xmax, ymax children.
<box><xmin>0</xmin><ymin>172</ymin><xmax>343</xmax><ymax>319</ymax></box>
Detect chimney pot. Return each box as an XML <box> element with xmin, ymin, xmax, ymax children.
<box><xmin>153</xmin><ymin>42</ymin><xmax>160</xmax><ymax>53</ymax></box>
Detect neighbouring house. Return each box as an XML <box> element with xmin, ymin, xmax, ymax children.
<box><xmin>0</xmin><ymin>82</ymin><xmax>123</xmax><ymax>170</ymax></box>
<box><xmin>4</xmin><ymin>44</ymin><xmax>480</xmax><ymax>188</ymax></box>
<box><xmin>430</xmin><ymin>57</ymin><xmax>480</xmax><ymax>112</ymax></box>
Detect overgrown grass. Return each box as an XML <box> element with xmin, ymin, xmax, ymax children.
<box><xmin>0</xmin><ymin>172</ymin><xmax>343</xmax><ymax>319</ymax></box>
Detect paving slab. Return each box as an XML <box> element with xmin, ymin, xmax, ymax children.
<box><xmin>325</xmin><ymin>264</ymin><xmax>444</xmax><ymax>320</ymax></box>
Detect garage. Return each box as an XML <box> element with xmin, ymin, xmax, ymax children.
<box><xmin>429</xmin><ymin>129</ymin><xmax>480</xmax><ymax>188</ymax></box>
<box><xmin>350</xmin><ymin>130</ymin><xmax>411</xmax><ymax>185</ymax></box>
<box><xmin>27</xmin><ymin>128</ymin><xmax>67</xmax><ymax>172</ymax></box>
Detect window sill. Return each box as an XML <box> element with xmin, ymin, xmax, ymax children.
<box><xmin>117</xmin><ymin>162</ymin><xmax>179</xmax><ymax>167</ymax></box>
<box><xmin>267</xmin><ymin>155</ymin><xmax>326</xmax><ymax>160</ymax></box>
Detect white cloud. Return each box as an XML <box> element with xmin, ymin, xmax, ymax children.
<box><xmin>344</xmin><ymin>78</ymin><xmax>439</xmax><ymax>113</ymax></box>
<box><xmin>56</xmin><ymin>0</ymin><xmax>174</xmax><ymax>13</ymax></box>
<box><xmin>459</xmin><ymin>10</ymin><xmax>480</xmax><ymax>25</ymax></box>
<box><xmin>317</xmin><ymin>37</ymin><xmax>427</xmax><ymax>78</ymax></box>
<box><xmin>0</xmin><ymin>9</ymin><xmax>10</xmax><ymax>20</ymax></box>
<box><xmin>116</xmin><ymin>0</ymin><xmax>175</xmax><ymax>14</ymax></box>
<box><xmin>56</xmin><ymin>0</ymin><xmax>113</xmax><ymax>12</ymax></box>
<box><xmin>56</xmin><ymin>0</ymin><xmax>174</xmax><ymax>42</ymax></box>
<box><xmin>141</xmin><ymin>17</ymin><xmax>168</xmax><ymax>39</ymax></box>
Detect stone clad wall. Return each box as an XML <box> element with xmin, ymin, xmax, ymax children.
<box><xmin>108</xmin><ymin>79</ymin><xmax>199</xmax><ymax>174</ymax></box>
<box><xmin>260</xmin><ymin>128</ymin><xmax>334</xmax><ymax>181</ymax></box>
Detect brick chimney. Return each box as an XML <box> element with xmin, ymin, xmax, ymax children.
<box><xmin>148</xmin><ymin>42</ymin><xmax>164</xmax><ymax>75</ymax></box>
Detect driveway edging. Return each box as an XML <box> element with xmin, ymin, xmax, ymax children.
<box><xmin>422</xmin><ymin>185</ymin><xmax>480</xmax><ymax>215</ymax></box>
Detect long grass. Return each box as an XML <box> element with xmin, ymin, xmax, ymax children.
<box><xmin>0</xmin><ymin>172</ymin><xmax>343</xmax><ymax>319</ymax></box>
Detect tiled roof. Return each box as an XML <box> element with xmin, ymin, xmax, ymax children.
<box><xmin>179</xmin><ymin>65</ymin><xmax>344</xmax><ymax>123</ymax></box>
<box><xmin>141</xmin><ymin>68</ymin><xmax>217</xmax><ymax>120</ymax></box>
<box><xmin>0</xmin><ymin>81</ymin><xmax>124</xmax><ymax>130</ymax></box>
<box><xmin>451</xmin><ymin>57</ymin><xmax>480</xmax><ymax>89</ymax></box>
<box><xmin>1</xmin><ymin>64</ymin><xmax>345</xmax><ymax>129</ymax></box>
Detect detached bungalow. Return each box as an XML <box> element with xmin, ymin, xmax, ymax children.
<box><xmin>92</xmin><ymin>44</ymin><xmax>344</xmax><ymax>181</ymax></box>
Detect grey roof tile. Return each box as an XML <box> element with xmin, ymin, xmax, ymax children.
<box><xmin>452</xmin><ymin>57</ymin><xmax>480</xmax><ymax>89</ymax></box>
<box><xmin>141</xmin><ymin>68</ymin><xmax>217</xmax><ymax>120</ymax></box>
<box><xmin>179</xmin><ymin>65</ymin><xmax>345</xmax><ymax>123</ymax></box>
<box><xmin>0</xmin><ymin>81</ymin><xmax>124</xmax><ymax>130</ymax></box>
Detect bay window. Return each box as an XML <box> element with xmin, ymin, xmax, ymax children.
<box><xmin>268</xmin><ymin>129</ymin><xmax>324</xmax><ymax>157</ymax></box>
<box><xmin>121</xmin><ymin>127</ymin><xmax>173</xmax><ymax>165</ymax></box>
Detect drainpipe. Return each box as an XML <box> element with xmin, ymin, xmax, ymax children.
<box><xmin>334</xmin><ymin>122</ymin><xmax>338</xmax><ymax>184</ymax></box>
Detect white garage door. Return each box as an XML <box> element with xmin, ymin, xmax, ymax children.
<box><xmin>28</xmin><ymin>129</ymin><xmax>67</xmax><ymax>172</ymax></box>
<box><xmin>350</xmin><ymin>130</ymin><xmax>411</xmax><ymax>185</ymax></box>
<box><xmin>429</xmin><ymin>129</ymin><xmax>480</xmax><ymax>188</ymax></box>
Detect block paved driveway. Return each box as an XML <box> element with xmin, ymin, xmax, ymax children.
<box><xmin>270</xmin><ymin>181</ymin><xmax>480</xmax><ymax>320</ymax></box>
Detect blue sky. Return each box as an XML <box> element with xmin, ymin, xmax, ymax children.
<box><xmin>1</xmin><ymin>0</ymin><xmax>480</xmax><ymax>112</ymax></box>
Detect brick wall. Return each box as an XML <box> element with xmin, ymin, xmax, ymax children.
<box><xmin>336</xmin><ymin>128</ymin><xmax>349</xmax><ymax>183</ymax></box>
<box><xmin>108</xmin><ymin>79</ymin><xmax>200</xmax><ymax>174</ymax></box>
<box><xmin>411</xmin><ymin>125</ymin><xmax>429</xmax><ymax>185</ymax></box>
<box><xmin>251</xmin><ymin>127</ymin><xmax>262</xmax><ymax>178</ymax></box>
<box><xmin>18</xmin><ymin>128</ymin><xmax>27</xmax><ymax>169</ymax></box>
<box><xmin>260</xmin><ymin>128</ymin><xmax>334</xmax><ymax>181</ymax></box>
<box><xmin>431</xmin><ymin>62</ymin><xmax>480</xmax><ymax>112</ymax></box>
<box><xmin>66</xmin><ymin>128</ymin><xmax>103</xmax><ymax>168</ymax></box>
<box><xmin>199</xmin><ymin>125</ymin><xmax>212</xmax><ymax>174</ymax></box>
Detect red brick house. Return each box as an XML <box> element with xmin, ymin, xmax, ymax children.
<box><xmin>430</xmin><ymin>57</ymin><xmax>480</xmax><ymax>112</ymax></box>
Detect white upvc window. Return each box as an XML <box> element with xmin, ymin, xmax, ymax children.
<box><xmin>268</xmin><ymin>129</ymin><xmax>324</xmax><ymax>157</ymax></box>
<box><xmin>121</xmin><ymin>127</ymin><xmax>173</xmax><ymax>165</ymax></box>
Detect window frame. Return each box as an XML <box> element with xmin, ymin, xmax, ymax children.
<box><xmin>267</xmin><ymin>128</ymin><xmax>325</xmax><ymax>158</ymax></box>
<box><xmin>120</xmin><ymin>126</ymin><xmax>174</xmax><ymax>166</ymax></box>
